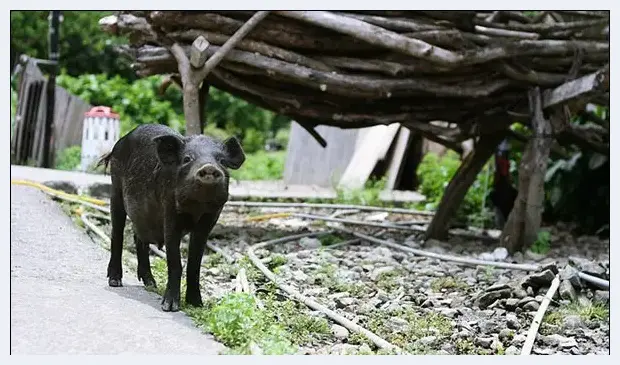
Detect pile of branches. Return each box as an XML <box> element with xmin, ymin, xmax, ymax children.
<box><xmin>100</xmin><ymin>10</ymin><xmax>609</xmax><ymax>148</ymax></box>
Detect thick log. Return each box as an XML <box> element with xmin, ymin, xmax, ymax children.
<box><xmin>425</xmin><ymin>132</ymin><xmax>506</xmax><ymax>240</ymax></box>
<box><xmin>500</xmin><ymin>88</ymin><xmax>553</xmax><ymax>253</ymax></box>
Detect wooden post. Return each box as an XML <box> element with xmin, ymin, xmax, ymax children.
<box><xmin>198</xmin><ymin>82</ymin><xmax>210</xmax><ymax>134</ymax></box>
<box><xmin>425</xmin><ymin>132</ymin><xmax>505</xmax><ymax>240</ymax></box>
<box><xmin>500</xmin><ymin>87</ymin><xmax>554</xmax><ymax>253</ymax></box>
<box><xmin>168</xmin><ymin>11</ymin><xmax>270</xmax><ymax>136</ymax></box>
<box><xmin>42</xmin><ymin>11</ymin><xmax>60</xmax><ymax>168</ymax></box>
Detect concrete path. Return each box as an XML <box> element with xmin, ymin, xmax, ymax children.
<box><xmin>10</xmin><ymin>184</ymin><xmax>225</xmax><ymax>355</ymax></box>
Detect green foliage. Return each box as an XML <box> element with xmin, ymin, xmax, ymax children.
<box><xmin>10</xmin><ymin>11</ymin><xmax>134</xmax><ymax>79</ymax></box>
<box><xmin>416</xmin><ymin>151</ymin><xmax>494</xmax><ymax>226</ymax></box>
<box><xmin>57</xmin><ymin>73</ymin><xmax>185</xmax><ymax>135</ymax></box>
<box><xmin>335</xmin><ymin>177</ymin><xmax>387</xmax><ymax>206</ymax></box>
<box><xmin>55</xmin><ymin>73</ymin><xmax>291</xmax><ymax>154</ymax></box>
<box><xmin>274</xmin><ymin>128</ymin><xmax>290</xmax><ymax>149</ymax></box>
<box><xmin>230</xmin><ymin>151</ymin><xmax>286</xmax><ymax>181</ymax></box>
<box><xmin>196</xmin><ymin>292</ymin><xmax>297</xmax><ymax>355</ymax></box>
<box><xmin>530</xmin><ymin>230</ymin><xmax>551</xmax><ymax>254</ymax></box>
<box><xmin>544</xmin><ymin>149</ymin><xmax>609</xmax><ymax>235</ymax></box>
<box><xmin>55</xmin><ymin>146</ymin><xmax>82</xmax><ymax>171</ymax></box>
<box><xmin>261</xmin><ymin>294</ymin><xmax>332</xmax><ymax>345</ymax></box>
<box><xmin>508</xmin><ymin>108</ymin><xmax>609</xmax><ymax>236</ymax></box>
<box><xmin>366</xmin><ymin>308</ymin><xmax>453</xmax><ymax>353</ymax></box>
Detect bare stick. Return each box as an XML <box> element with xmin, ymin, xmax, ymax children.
<box><xmin>206</xmin><ymin>242</ymin><xmax>236</xmax><ymax>263</ymax></box>
<box><xmin>196</xmin><ymin>11</ymin><xmax>270</xmax><ymax>80</ymax></box>
<box><xmin>246</xmin><ymin>232</ymin><xmax>401</xmax><ymax>352</ymax></box>
<box><xmin>520</xmin><ymin>275</ymin><xmax>561</xmax><ymax>355</ymax></box>
<box><xmin>333</xmin><ymin>226</ymin><xmax>540</xmax><ymax>271</ymax></box>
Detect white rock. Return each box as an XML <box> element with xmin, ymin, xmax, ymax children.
<box><xmin>299</xmin><ymin>237</ymin><xmax>322</xmax><ymax>249</ymax></box>
<box><xmin>492</xmin><ymin>247</ymin><xmax>509</xmax><ymax>261</ymax></box>
<box><xmin>331</xmin><ymin>324</ymin><xmax>350</xmax><ymax>340</ymax></box>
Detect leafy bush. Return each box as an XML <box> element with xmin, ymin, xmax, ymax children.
<box><xmin>57</xmin><ymin>73</ymin><xmax>185</xmax><ymax>135</ymax></box>
<box><xmin>56</xmin><ymin>73</ymin><xmax>291</xmax><ymax>154</ymax></box>
<box><xmin>416</xmin><ymin>151</ymin><xmax>494</xmax><ymax>226</ymax></box>
<box><xmin>203</xmin><ymin>292</ymin><xmax>296</xmax><ymax>355</ymax></box>
<box><xmin>55</xmin><ymin>146</ymin><xmax>82</xmax><ymax>171</ymax></box>
<box><xmin>530</xmin><ymin>230</ymin><xmax>552</xmax><ymax>254</ymax></box>
<box><xmin>230</xmin><ymin>151</ymin><xmax>286</xmax><ymax>181</ymax></box>
<box><xmin>335</xmin><ymin>177</ymin><xmax>387</xmax><ymax>206</ymax></box>
<box><xmin>544</xmin><ymin>150</ymin><xmax>609</xmax><ymax>235</ymax></box>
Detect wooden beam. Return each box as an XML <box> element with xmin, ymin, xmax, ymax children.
<box><xmin>542</xmin><ymin>64</ymin><xmax>609</xmax><ymax>108</ymax></box>
<box><xmin>425</xmin><ymin>132</ymin><xmax>505</xmax><ymax>240</ymax></box>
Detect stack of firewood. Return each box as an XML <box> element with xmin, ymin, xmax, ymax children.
<box><xmin>100</xmin><ymin>11</ymin><xmax>609</xmax><ymax>152</ymax></box>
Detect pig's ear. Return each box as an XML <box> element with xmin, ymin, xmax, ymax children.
<box><xmin>153</xmin><ymin>134</ymin><xmax>185</xmax><ymax>165</ymax></box>
<box><xmin>222</xmin><ymin>136</ymin><xmax>245</xmax><ymax>170</ymax></box>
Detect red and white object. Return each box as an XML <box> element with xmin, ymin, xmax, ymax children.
<box><xmin>80</xmin><ymin>106</ymin><xmax>120</xmax><ymax>171</ymax></box>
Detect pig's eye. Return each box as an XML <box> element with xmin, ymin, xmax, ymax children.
<box><xmin>182</xmin><ymin>155</ymin><xmax>192</xmax><ymax>164</ymax></box>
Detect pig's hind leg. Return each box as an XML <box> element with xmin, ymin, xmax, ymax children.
<box><xmin>135</xmin><ymin>234</ymin><xmax>157</xmax><ymax>288</ymax></box>
<box><xmin>107</xmin><ymin>184</ymin><xmax>127</xmax><ymax>287</ymax></box>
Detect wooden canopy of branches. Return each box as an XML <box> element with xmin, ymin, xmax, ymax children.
<box><xmin>99</xmin><ymin>10</ymin><xmax>609</xmax><ymax>252</ymax></box>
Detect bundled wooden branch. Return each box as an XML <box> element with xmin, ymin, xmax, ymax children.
<box><xmin>100</xmin><ymin>10</ymin><xmax>609</xmax><ymax>145</ymax></box>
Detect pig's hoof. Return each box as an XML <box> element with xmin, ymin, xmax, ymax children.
<box><xmin>161</xmin><ymin>294</ymin><xmax>180</xmax><ymax>312</ymax></box>
<box><xmin>185</xmin><ymin>293</ymin><xmax>203</xmax><ymax>308</ymax></box>
<box><xmin>139</xmin><ymin>274</ymin><xmax>157</xmax><ymax>289</ymax></box>
<box><xmin>143</xmin><ymin>277</ymin><xmax>157</xmax><ymax>289</ymax></box>
<box><xmin>108</xmin><ymin>278</ymin><xmax>123</xmax><ymax>287</ymax></box>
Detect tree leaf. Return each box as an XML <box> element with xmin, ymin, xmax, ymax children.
<box><xmin>588</xmin><ymin>153</ymin><xmax>608</xmax><ymax>170</ymax></box>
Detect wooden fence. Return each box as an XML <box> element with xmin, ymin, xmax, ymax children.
<box><xmin>11</xmin><ymin>58</ymin><xmax>90</xmax><ymax>167</ymax></box>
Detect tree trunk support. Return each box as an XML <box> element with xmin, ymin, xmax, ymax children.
<box><xmin>425</xmin><ymin>132</ymin><xmax>506</xmax><ymax>240</ymax></box>
<box><xmin>500</xmin><ymin>87</ymin><xmax>555</xmax><ymax>253</ymax></box>
<box><xmin>198</xmin><ymin>82</ymin><xmax>210</xmax><ymax>133</ymax></box>
<box><xmin>168</xmin><ymin>11</ymin><xmax>270</xmax><ymax>135</ymax></box>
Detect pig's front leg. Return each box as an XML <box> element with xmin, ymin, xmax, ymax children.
<box><xmin>186</xmin><ymin>211</ymin><xmax>221</xmax><ymax>307</ymax></box>
<box><xmin>161</xmin><ymin>220</ymin><xmax>183</xmax><ymax>312</ymax></box>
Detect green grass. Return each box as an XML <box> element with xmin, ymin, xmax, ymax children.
<box><xmin>55</xmin><ymin>146</ymin><xmax>82</xmax><ymax>171</ymax></box>
<box><xmin>430</xmin><ymin>276</ymin><xmax>468</xmax><ymax>292</ymax></box>
<box><xmin>366</xmin><ymin>307</ymin><xmax>453</xmax><ymax>353</ymax></box>
<box><xmin>543</xmin><ymin>298</ymin><xmax>609</xmax><ymax>325</ymax></box>
<box><xmin>313</xmin><ymin>262</ymin><xmax>367</xmax><ymax>296</ymax></box>
<box><xmin>230</xmin><ymin>151</ymin><xmax>286</xmax><ymax>181</ymax></box>
<box><xmin>188</xmin><ymin>292</ymin><xmax>297</xmax><ymax>355</ymax></box>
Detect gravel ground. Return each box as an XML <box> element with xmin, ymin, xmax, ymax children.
<box><xmin>85</xmin><ymin>205</ymin><xmax>609</xmax><ymax>355</ymax></box>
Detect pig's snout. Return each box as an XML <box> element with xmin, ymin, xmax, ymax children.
<box><xmin>195</xmin><ymin>164</ymin><xmax>224</xmax><ymax>184</ymax></box>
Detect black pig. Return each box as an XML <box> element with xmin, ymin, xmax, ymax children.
<box><xmin>98</xmin><ymin>124</ymin><xmax>245</xmax><ymax>311</ymax></box>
